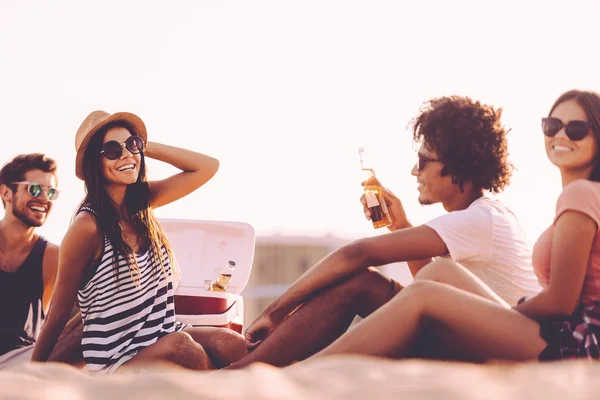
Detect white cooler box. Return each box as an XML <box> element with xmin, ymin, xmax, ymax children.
<box><xmin>159</xmin><ymin>218</ymin><xmax>255</xmax><ymax>334</ymax></box>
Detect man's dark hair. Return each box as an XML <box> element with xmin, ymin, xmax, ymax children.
<box><xmin>412</xmin><ymin>96</ymin><xmax>512</xmax><ymax>193</ymax></box>
<box><xmin>0</xmin><ymin>153</ymin><xmax>58</xmax><ymax>207</ymax></box>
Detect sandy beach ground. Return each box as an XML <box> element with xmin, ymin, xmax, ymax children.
<box><xmin>1</xmin><ymin>356</ymin><xmax>597</xmax><ymax>400</ymax></box>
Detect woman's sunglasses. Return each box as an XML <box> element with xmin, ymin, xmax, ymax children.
<box><xmin>100</xmin><ymin>136</ymin><xmax>145</xmax><ymax>160</ymax></box>
<box><xmin>542</xmin><ymin>117</ymin><xmax>595</xmax><ymax>141</ymax></box>
<box><xmin>13</xmin><ymin>182</ymin><xmax>60</xmax><ymax>201</ymax></box>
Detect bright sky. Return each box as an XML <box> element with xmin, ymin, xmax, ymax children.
<box><xmin>1</xmin><ymin>0</ymin><xmax>599</xmax><ymax>248</ymax></box>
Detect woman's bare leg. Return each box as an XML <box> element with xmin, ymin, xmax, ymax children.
<box><xmin>414</xmin><ymin>259</ymin><xmax>509</xmax><ymax>306</ymax></box>
<box><xmin>120</xmin><ymin>331</ymin><xmax>214</xmax><ymax>371</ymax></box>
<box><xmin>183</xmin><ymin>327</ymin><xmax>247</xmax><ymax>368</ymax></box>
<box><xmin>235</xmin><ymin>259</ymin><xmax>514</xmax><ymax>368</ymax></box>
<box><xmin>407</xmin><ymin>259</ymin><xmax>511</xmax><ymax>359</ymax></box>
<box><xmin>315</xmin><ymin>280</ymin><xmax>547</xmax><ymax>362</ymax></box>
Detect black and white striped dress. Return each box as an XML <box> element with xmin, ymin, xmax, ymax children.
<box><xmin>77</xmin><ymin>207</ymin><xmax>186</xmax><ymax>374</ymax></box>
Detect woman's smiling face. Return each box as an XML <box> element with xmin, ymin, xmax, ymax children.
<box><xmin>101</xmin><ymin>126</ymin><xmax>142</xmax><ymax>186</ymax></box>
<box><xmin>545</xmin><ymin>99</ymin><xmax>598</xmax><ymax>176</ymax></box>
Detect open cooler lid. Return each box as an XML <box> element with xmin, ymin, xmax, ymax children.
<box><xmin>159</xmin><ymin>218</ymin><xmax>255</xmax><ymax>295</ymax></box>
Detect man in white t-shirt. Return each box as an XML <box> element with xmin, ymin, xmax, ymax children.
<box><xmin>231</xmin><ymin>96</ymin><xmax>541</xmax><ymax>369</ymax></box>
<box><xmin>424</xmin><ymin>196</ymin><xmax>539</xmax><ymax>306</ymax></box>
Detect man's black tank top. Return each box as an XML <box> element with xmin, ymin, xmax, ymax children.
<box><xmin>0</xmin><ymin>236</ymin><xmax>48</xmax><ymax>356</ymax></box>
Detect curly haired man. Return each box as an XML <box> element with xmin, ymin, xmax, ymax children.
<box><xmin>231</xmin><ymin>96</ymin><xmax>541</xmax><ymax>368</ymax></box>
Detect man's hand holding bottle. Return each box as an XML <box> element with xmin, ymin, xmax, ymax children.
<box><xmin>360</xmin><ymin>177</ymin><xmax>410</xmax><ymax>231</ymax></box>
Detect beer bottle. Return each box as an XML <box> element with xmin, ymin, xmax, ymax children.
<box><xmin>358</xmin><ymin>147</ymin><xmax>394</xmax><ymax>229</ymax></box>
<box><xmin>210</xmin><ymin>260</ymin><xmax>236</xmax><ymax>292</ymax></box>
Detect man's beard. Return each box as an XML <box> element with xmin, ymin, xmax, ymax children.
<box><xmin>12</xmin><ymin>206</ymin><xmax>43</xmax><ymax>227</ymax></box>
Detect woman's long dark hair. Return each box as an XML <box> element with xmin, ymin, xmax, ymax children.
<box><xmin>548</xmin><ymin>90</ymin><xmax>600</xmax><ymax>182</ymax></box>
<box><xmin>79</xmin><ymin>121</ymin><xmax>176</xmax><ymax>285</ymax></box>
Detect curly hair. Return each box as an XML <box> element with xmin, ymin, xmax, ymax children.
<box><xmin>0</xmin><ymin>153</ymin><xmax>58</xmax><ymax>207</ymax></box>
<box><xmin>411</xmin><ymin>96</ymin><xmax>512</xmax><ymax>193</ymax></box>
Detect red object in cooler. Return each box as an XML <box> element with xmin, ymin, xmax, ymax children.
<box><xmin>160</xmin><ymin>219</ymin><xmax>255</xmax><ymax>334</ymax></box>
<box><xmin>174</xmin><ymin>294</ymin><xmax>233</xmax><ymax>315</ymax></box>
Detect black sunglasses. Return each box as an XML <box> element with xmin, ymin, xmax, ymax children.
<box><xmin>13</xmin><ymin>181</ymin><xmax>60</xmax><ymax>201</ymax></box>
<box><xmin>542</xmin><ymin>117</ymin><xmax>595</xmax><ymax>141</ymax></box>
<box><xmin>417</xmin><ymin>154</ymin><xmax>441</xmax><ymax>172</ymax></box>
<box><xmin>100</xmin><ymin>136</ymin><xmax>145</xmax><ymax>160</ymax></box>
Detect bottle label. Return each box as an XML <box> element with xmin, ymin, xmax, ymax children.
<box><xmin>365</xmin><ymin>191</ymin><xmax>380</xmax><ymax>207</ymax></box>
<box><xmin>379</xmin><ymin>193</ymin><xmax>390</xmax><ymax>214</ymax></box>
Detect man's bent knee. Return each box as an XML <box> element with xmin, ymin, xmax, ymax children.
<box><xmin>209</xmin><ymin>329</ymin><xmax>247</xmax><ymax>365</ymax></box>
<box><xmin>339</xmin><ymin>267</ymin><xmax>394</xmax><ymax>293</ymax></box>
<box><xmin>162</xmin><ymin>332</ymin><xmax>198</xmax><ymax>361</ymax></box>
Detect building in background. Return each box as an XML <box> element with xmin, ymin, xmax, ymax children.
<box><xmin>241</xmin><ymin>234</ymin><xmax>413</xmax><ymax>327</ymax></box>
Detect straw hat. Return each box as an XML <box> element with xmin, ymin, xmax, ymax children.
<box><xmin>74</xmin><ymin>110</ymin><xmax>147</xmax><ymax>180</ymax></box>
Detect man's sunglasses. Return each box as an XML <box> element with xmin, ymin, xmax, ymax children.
<box><xmin>13</xmin><ymin>182</ymin><xmax>60</xmax><ymax>201</ymax></box>
<box><xmin>417</xmin><ymin>154</ymin><xmax>441</xmax><ymax>172</ymax></box>
<box><xmin>542</xmin><ymin>117</ymin><xmax>595</xmax><ymax>141</ymax></box>
<box><xmin>100</xmin><ymin>136</ymin><xmax>145</xmax><ymax>160</ymax></box>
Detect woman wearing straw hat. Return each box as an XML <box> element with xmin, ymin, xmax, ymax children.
<box><xmin>32</xmin><ymin>111</ymin><xmax>246</xmax><ymax>374</ymax></box>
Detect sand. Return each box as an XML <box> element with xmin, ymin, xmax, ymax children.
<box><xmin>0</xmin><ymin>356</ymin><xmax>598</xmax><ymax>399</ymax></box>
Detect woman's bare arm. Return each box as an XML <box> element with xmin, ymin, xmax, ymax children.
<box><xmin>32</xmin><ymin>213</ymin><xmax>101</xmax><ymax>362</ymax></box>
<box><xmin>145</xmin><ymin>141</ymin><xmax>219</xmax><ymax>209</ymax></box>
<box><xmin>515</xmin><ymin>210</ymin><xmax>595</xmax><ymax>317</ymax></box>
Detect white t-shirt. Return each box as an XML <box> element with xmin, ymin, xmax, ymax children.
<box><xmin>425</xmin><ymin>196</ymin><xmax>541</xmax><ymax>305</ymax></box>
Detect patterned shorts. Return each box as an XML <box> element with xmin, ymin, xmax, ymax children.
<box><xmin>532</xmin><ymin>301</ymin><xmax>600</xmax><ymax>361</ymax></box>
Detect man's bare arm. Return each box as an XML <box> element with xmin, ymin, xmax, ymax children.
<box><xmin>261</xmin><ymin>225</ymin><xmax>449</xmax><ymax>323</ymax></box>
